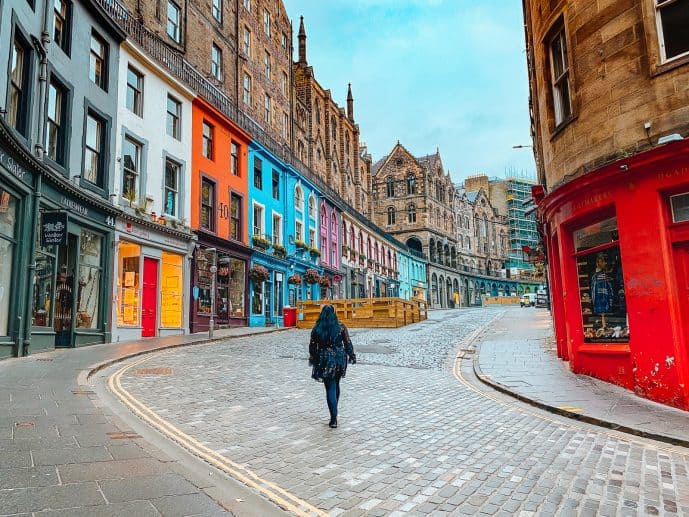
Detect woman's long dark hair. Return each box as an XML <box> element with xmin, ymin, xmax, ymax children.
<box><xmin>312</xmin><ymin>305</ymin><xmax>340</xmax><ymax>344</ymax></box>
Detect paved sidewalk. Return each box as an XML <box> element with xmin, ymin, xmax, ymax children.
<box><xmin>474</xmin><ymin>307</ymin><xmax>689</xmax><ymax>447</ymax></box>
<box><xmin>0</xmin><ymin>326</ymin><xmax>290</xmax><ymax>516</ymax></box>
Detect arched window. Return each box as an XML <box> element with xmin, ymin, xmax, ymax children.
<box><xmin>345</xmin><ymin>133</ymin><xmax>350</xmax><ymax>154</ymax></box>
<box><xmin>374</xmin><ymin>243</ymin><xmax>379</xmax><ymax>263</ymax></box>
<box><xmin>297</xmin><ymin>140</ymin><xmax>305</xmax><ymax>161</ymax></box>
<box><xmin>314</xmin><ymin>101</ymin><xmax>320</xmax><ymax>125</ymax></box>
<box><xmin>358</xmin><ymin>232</ymin><xmax>364</xmax><ymax>253</ymax></box>
<box><xmin>331</xmin><ymin>115</ymin><xmax>337</xmax><ymax>140</ymax></box>
<box><xmin>387</xmin><ymin>206</ymin><xmax>396</xmax><ymax>225</ymax></box>
<box><xmin>352</xmin><ymin>226</ymin><xmax>356</xmax><ymax>250</ymax></box>
<box><xmin>387</xmin><ymin>250</ymin><xmax>392</xmax><ymax>268</ymax></box>
<box><xmin>308</xmin><ymin>195</ymin><xmax>315</xmax><ymax>218</ymax></box>
<box><xmin>342</xmin><ymin>221</ymin><xmax>348</xmax><ymax>246</ymax></box>
<box><xmin>320</xmin><ymin>205</ymin><xmax>327</xmax><ymax>227</ymax></box>
<box><xmin>295</xmin><ymin>184</ymin><xmax>303</xmax><ymax>210</ymax></box>
<box><xmin>408</xmin><ymin>204</ymin><xmax>416</xmax><ymax>223</ymax></box>
<box><xmin>381</xmin><ymin>247</ymin><xmax>386</xmax><ymax>267</ymax></box>
<box><xmin>386</xmin><ymin>177</ymin><xmax>395</xmax><ymax>197</ymax></box>
<box><xmin>330</xmin><ymin>212</ymin><xmax>338</xmax><ymax>266</ymax></box>
<box><xmin>407</xmin><ymin>174</ymin><xmax>416</xmax><ymax>195</ymax></box>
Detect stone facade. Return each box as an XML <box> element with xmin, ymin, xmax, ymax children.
<box><xmin>292</xmin><ymin>18</ymin><xmax>371</xmax><ymax>213</ymax></box>
<box><xmin>524</xmin><ymin>0</ymin><xmax>689</xmax><ymax>190</ymax></box>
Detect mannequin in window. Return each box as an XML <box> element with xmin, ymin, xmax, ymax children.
<box><xmin>590</xmin><ymin>252</ymin><xmax>613</xmax><ymax>325</ymax></box>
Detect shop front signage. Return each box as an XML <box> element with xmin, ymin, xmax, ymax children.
<box><xmin>60</xmin><ymin>196</ymin><xmax>89</xmax><ymax>216</ymax></box>
<box><xmin>40</xmin><ymin>211</ymin><xmax>68</xmax><ymax>246</ymax></box>
<box><xmin>0</xmin><ymin>148</ymin><xmax>32</xmax><ymax>186</ymax></box>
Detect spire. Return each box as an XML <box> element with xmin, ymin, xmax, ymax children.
<box><xmin>347</xmin><ymin>83</ymin><xmax>354</xmax><ymax>121</ymax></box>
<box><xmin>298</xmin><ymin>16</ymin><xmax>307</xmax><ymax>64</ymax></box>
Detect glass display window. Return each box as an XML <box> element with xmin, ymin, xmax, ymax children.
<box><xmin>160</xmin><ymin>252</ymin><xmax>183</xmax><ymax>328</ymax></box>
<box><xmin>117</xmin><ymin>241</ymin><xmax>141</xmax><ymax>326</ymax></box>
<box><xmin>228</xmin><ymin>258</ymin><xmax>245</xmax><ymax>318</ymax></box>
<box><xmin>196</xmin><ymin>248</ymin><xmax>213</xmax><ymax>315</ymax></box>
<box><xmin>573</xmin><ymin>217</ymin><xmax>629</xmax><ymax>343</ymax></box>
<box><xmin>252</xmin><ymin>280</ymin><xmax>263</xmax><ymax>315</ymax></box>
<box><xmin>33</xmin><ymin>225</ymin><xmax>56</xmax><ymax>328</ymax></box>
<box><xmin>76</xmin><ymin>230</ymin><xmax>102</xmax><ymax>329</ymax></box>
<box><xmin>0</xmin><ymin>191</ymin><xmax>17</xmax><ymax>336</ymax></box>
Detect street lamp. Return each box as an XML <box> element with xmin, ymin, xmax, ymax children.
<box><xmin>512</xmin><ymin>144</ymin><xmax>533</xmax><ymax>149</ymax></box>
<box><xmin>206</xmin><ymin>248</ymin><xmax>217</xmax><ymax>339</ymax></box>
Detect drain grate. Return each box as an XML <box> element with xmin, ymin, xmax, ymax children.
<box><xmin>36</xmin><ymin>358</ymin><xmax>54</xmax><ymax>362</ymax></box>
<box><xmin>15</xmin><ymin>422</ymin><xmax>35</xmax><ymax>428</ymax></box>
<box><xmin>134</xmin><ymin>367</ymin><xmax>173</xmax><ymax>375</ymax></box>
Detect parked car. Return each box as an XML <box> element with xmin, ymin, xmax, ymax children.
<box><xmin>535</xmin><ymin>290</ymin><xmax>550</xmax><ymax>308</ymax></box>
<box><xmin>520</xmin><ymin>293</ymin><xmax>536</xmax><ymax>307</ymax></box>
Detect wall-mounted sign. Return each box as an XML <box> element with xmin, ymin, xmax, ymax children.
<box><xmin>40</xmin><ymin>211</ymin><xmax>68</xmax><ymax>247</ymax></box>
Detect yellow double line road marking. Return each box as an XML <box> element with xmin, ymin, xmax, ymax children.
<box><xmin>108</xmin><ymin>354</ymin><xmax>327</xmax><ymax>517</ymax></box>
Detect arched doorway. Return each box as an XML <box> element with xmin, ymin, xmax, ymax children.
<box><xmin>446</xmin><ymin>278</ymin><xmax>453</xmax><ymax>307</ymax></box>
<box><xmin>438</xmin><ymin>275</ymin><xmax>445</xmax><ymax>307</ymax></box>
<box><xmin>431</xmin><ymin>273</ymin><xmax>438</xmax><ymax>306</ymax></box>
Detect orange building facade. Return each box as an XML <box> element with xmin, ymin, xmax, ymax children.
<box><xmin>190</xmin><ymin>98</ymin><xmax>252</xmax><ymax>330</ymax></box>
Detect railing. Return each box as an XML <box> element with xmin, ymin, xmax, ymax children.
<box><xmin>96</xmin><ymin>0</ymin><xmax>425</xmax><ymax>261</ymax></box>
<box><xmin>296</xmin><ymin>297</ymin><xmax>428</xmax><ymax>329</ymax></box>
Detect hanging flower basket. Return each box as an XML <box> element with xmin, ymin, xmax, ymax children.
<box><xmin>272</xmin><ymin>244</ymin><xmax>287</xmax><ymax>258</ymax></box>
<box><xmin>252</xmin><ymin>235</ymin><xmax>271</xmax><ymax>250</ymax></box>
<box><xmin>249</xmin><ymin>264</ymin><xmax>270</xmax><ymax>283</ymax></box>
<box><xmin>304</xmin><ymin>268</ymin><xmax>320</xmax><ymax>285</ymax></box>
<box><xmin>309</xmin><ymin>247</ymin><xmax>321</xmax><ymax>257</ymax></box>
<box><xmin>295</xmin><ymin>239</ymin><xmax>308</xmax><ymax>250</ymax></box>
<box><xmin>318</xmin><ymin>276</ymin><xmax>332</xmax><ymax>288</ymax></box>
<box><xmin>288</xmin><ymin>273</ymin><xmax>302</xmax><ymax>285</ymax></box>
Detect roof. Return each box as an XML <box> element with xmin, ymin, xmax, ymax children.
<box><xmin>371</xmin><ymin>155</ymin><xmax>388</xmax><ymax>177</ymax></box>
<box><xmin>415</xmin><ymin>152</ymin><xmax>441</xmax><ymax>173</ymax></box>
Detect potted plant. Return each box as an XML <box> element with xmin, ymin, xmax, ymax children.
<box><xmin>272</xmin><ymin>243</ymin><xmax>287</xmax><ymax>258</ymax></box>
<box><xmin>288</xmin><ymin>273</ymin><xmax>302</xmax><ymax>285</ymax></box>
<box><xmin>295</xmin><ymin>239</ymin><xmax>308</xmax><ymax>250</ymax></box>
<box><xmin>304</xmin><ymin>268</ymin><xmax>320</xmax><ymax>285</ymax></box>
<box><xmin>123</xmin><ymin>189</ymin><xmax>137</xmax><ymax>208</ymax></box>
<box><xmin>249</xmin><ymin>264</ymin><xmax>270</xmax><ymax>284</ymax></box>
<box><xmin>252</xmin><ymin>235</ymin><xmax>271</xmax><ymax>250</ymax></box>
<box><xmin>318</xmin><ymin>276</ymin><xmax>332</xmax><ymax>289</ymax></box>
<box><xmin>309</xmin><ymin>246</ymin><xmax>321</xmax><ymax>258</ymax></box>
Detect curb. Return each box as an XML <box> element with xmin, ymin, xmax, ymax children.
<box><xmin>84</xmin><ymin>327</ymin><xmax>292</xmax><ymax>383</ymax></box>
<box><xmin>471</xmin><ymin>350</ymin><xmax>689</xmax><ymax>449</ymax></box>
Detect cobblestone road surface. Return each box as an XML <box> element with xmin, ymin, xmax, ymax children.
<box><xmin>119</xmin><ymin>308</ymin><xmax>689</xmax><ymax>516</ymax></box>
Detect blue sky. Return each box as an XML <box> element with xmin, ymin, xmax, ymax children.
<box><xmin>282</xmin><ymin>0</ymin><xmax>537</xmax><ymax>184</ymax></box>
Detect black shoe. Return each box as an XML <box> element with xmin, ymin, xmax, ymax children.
<box><xmin>329</xmin><ymin>418</ymin><xmax>338</xmax><ymax>428</ymax></box>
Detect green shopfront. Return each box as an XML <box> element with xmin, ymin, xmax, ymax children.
<box><xmin>0</xmin><ymin>125</ymin><xmax>118</xmax><ymax>358</ymax></box>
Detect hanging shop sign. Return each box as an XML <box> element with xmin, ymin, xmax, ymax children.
<box><xmin>40</xmin><ymin>211</ymin><xmax>68</xmax><ymax>246</ymax></box>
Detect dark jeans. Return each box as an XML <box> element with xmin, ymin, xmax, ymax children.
<box><xmin>324</xmin><ymin>376</ymin><xmax>341</xmax><ymax>421</ymax></box>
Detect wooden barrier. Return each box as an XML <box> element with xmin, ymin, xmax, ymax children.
<box><xmin>296</xmin><ymin>298</ymin><xmax>428</xmax><ymax>329</ymax></box>
<box><xmin>482</xmin><ymin>296</ymin><xmax>521</xmax><ymax>306</ymax></box>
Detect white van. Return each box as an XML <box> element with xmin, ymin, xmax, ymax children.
<box><xmin>520</xmin><ymin>293</ymin><xmax>537</xmax><ymax>307</ymax></box>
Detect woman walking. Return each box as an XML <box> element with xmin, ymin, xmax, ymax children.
<box><xmin>309</xmin><ymin>305</ymin><xmax>356</xmax><ymax>428</ymax></box>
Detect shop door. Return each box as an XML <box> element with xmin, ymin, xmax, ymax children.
<box><xmin>264</xmin><ymin>281</ymin><xmax>273</xmax><ymax>324</ymax></box>
<box><xmin>673</xmin><ymin>243</ymin><xmax>689</xmax><ymax>350</ymax></box>
<box><xmin>54</xmin><ymin>233</ymin><xmax>78</xmax><ymax>347</ymax></box>
<box><xmin>141</xmin><ymin>257</ymin><xmax>159</xmax><ymax>337</ymax></box>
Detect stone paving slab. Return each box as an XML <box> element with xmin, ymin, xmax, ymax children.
<box><xmin>475</xmin><ymin>308</ymin><xmax>689</xmax><ymax>446</ymax></box>
<box><xmin>0</xmin><ymin>326</ymin><xmax>290</xmax><ymax>516</ymax></box>
<box><xmin>117</xmin><ymin>308</ymin><xmax>689</xmax><ymax>515</ymax></box>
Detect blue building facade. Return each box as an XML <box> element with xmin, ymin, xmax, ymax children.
<box><xmin>398</xmin><ymin>249</ymin><xmax>428</xmax><ymax>302</ymax></box>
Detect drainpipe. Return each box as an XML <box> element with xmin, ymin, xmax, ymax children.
<box><xmin>21</xmin><ymin>176</ymin><xmax>41</xmax><ymax>356</ymax></box>
<box><xmin>33</xmin><ymin>0</ymin><xmax>52</xmax><ymax>159</ymax></box>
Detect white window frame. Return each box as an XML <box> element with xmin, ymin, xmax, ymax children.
<box><xmin>164</xmin><ymin>158</ymin><xmax>180</xmax><ymax>217</ymax></box>
<box><xmin>295</xmin><ymin>184</ymin><xmax>304</xmax><ymax>212</ymax></box>
<box><xmin>166</xmin><ymin>94</ymin><xmax>181</xmax><ymax>139</ymax></box>
<box><xmin>243</xmin><ymin>73</ymin><xmax>252</xmax><ymax>105</ymax></box>
<box><xmin>263</xmin><ymin>9</ymin><xmax>271</xmax><ymax>37</ymax></box>
<box><xmin>167</xmin><ymin>0</ymin><xmax>181</xmax><ymax>43</ymax></box>
<box><xmin>295</xmin><ymin>219</ymin><xmax>303</xmax><ymax>241</ymax></box>
<box><xmin>549</xmin><ymin>27</ymin><xmax>572</xmax><ymax>127</ymax></box>
<box><xmin>243</xmin><ymin>0</ymin><xmax>250</xmax><ymax>12</ymax></box>
<box><xmin>309</xmin><ymin>228</ymin><xmax>316</xmax><ymax>248</ymax></box>
<box><xmin>655</xmin><ymin>0</ymin><xmax>689</xmax><ymax>62</ymax></box>
<box><xmin>243</xmin><ymin>26</ymin><xmax>251</xmax><ymax>57</ymax></box>
<box><xmin>211</xmin><ymin>44</ymin><xmax>223</xmax><ymax>81</ymax></box>
<box><xmin>252</xmin><ymin>201</ymin><xmax>265</xmax><ymax>238</ymax></box>
<box><xmin>272</xmin><ymin>211</ymin><xmax>282</xmax><ymax>245</ymax></box>
<box><xmin>126</xmin><ymin>65</ymin><xmax>144</xmax><ymax>116</ymax></box>
<box><xmin>122</xmin><ymin>136</ymin><xmax>142</xmax><ymax>201</ymax></box>
<box><xmin>264</xmin><ymin>50</ymin><xmax>271</xmax><ymax>79</ymax></box>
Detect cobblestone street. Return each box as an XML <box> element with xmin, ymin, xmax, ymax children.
<box><xmin>111</xmin><ymin>307</ymin><xmax>689</xmax><ymax>516</ymax></box>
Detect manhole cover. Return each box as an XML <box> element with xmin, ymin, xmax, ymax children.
<box><xmin>135</xmin><ymin>368</ymin><xmax>173</xmax><ymax>375</ymax></box>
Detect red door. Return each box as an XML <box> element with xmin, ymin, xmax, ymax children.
<box><xmin>142</xmin><ymin>257</ymin><xmax>159</xmax><ymax>337</ymax></box>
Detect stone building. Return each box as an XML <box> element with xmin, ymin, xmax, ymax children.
<box><xmin>292</xmin><ymin>18</ymin><xmax>371</xmax><ymax>213</ymax></box>
<box><xmin>371</xmin><ymin>143</ymin><xmax>461</xmax><ymax>308</ymax></box>
<box><xmin>116</xmin><ymin>0</ymin><xmax>239</xmax><ymax>104</ymax></box>
<box><xmin>524</xmin><ymin>0</ymin><xmax>689</xmax><ymax>409</ymax></box>
<box><xmin>238</xmin><ymin>0</ymin><xmax>292</xmax><ymax>146</ymax></box>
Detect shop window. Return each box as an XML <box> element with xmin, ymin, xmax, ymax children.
<box><xmin>201</xmin><ymin>179</ymin><xmax>215</xmax><ymax>231</ymax></box>
<box><xmin>160</xmin><ymin>252</ymin><xmax>183</xmax><ymax>328</ymax></box>
<box><xmin>117</xmin><ymin>242</ymin><xmax>141</xmax><ymax>327</ymax></box>
<box><xmin>76</xmin><ymin>230</ymin><xmax>102</xmax><ymax>329</ymax></box>
<box><xmin>656</xmin><ymin>0</ymin><xmax>689</xmax><ymax>61</ymax></box>
<box><xmin>573</xmin><ymin>217</ymin><xmax>629</xmax><ymax>343</ymax></box>
<box><xmin>252</xmin><ymin>279</ymin><xmax>264</xmax><ymax>315</ymax></box>
<box><xmin>670</xmin><ymin>192</ymin><xmax>689</xmax><ymax>223</ymax></box>
<box><xmin>89</xmin><ymin>31</ymin><xmax>108</xmax><ymax>91</ymax></box>
<box><xmin>230</xmin><ymin>193</ymin><xmax>242</xmax><ymax>241</ymax></box>
<box><xmin>0</xmin><ymin>192</ymin><xmax>17</xmax><ymax>335</ymax></box>
<box><xmin>164</xmin><ymin>159</ymin><xmax>180</xmax><ymax>217</ymax></box>
<box><xmin>196</xmin><ymin>248</ymin><xmax>213</xmax><ymax>315</ymax></box>
<box><xmin>33</xmin><ymin>225</ymin><xmax>56</xmax><ymax>328</ymax></box>
<box><xmin>228</xmin><ymin>257</ymin><xmax>245</xmax><ymax>318</ymax></box>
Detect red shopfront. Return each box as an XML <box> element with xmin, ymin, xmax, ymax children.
<box><xmin>540</xmin><ymin>138</ymin><xmax>689</xmax><ymax>410</ymax></box>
